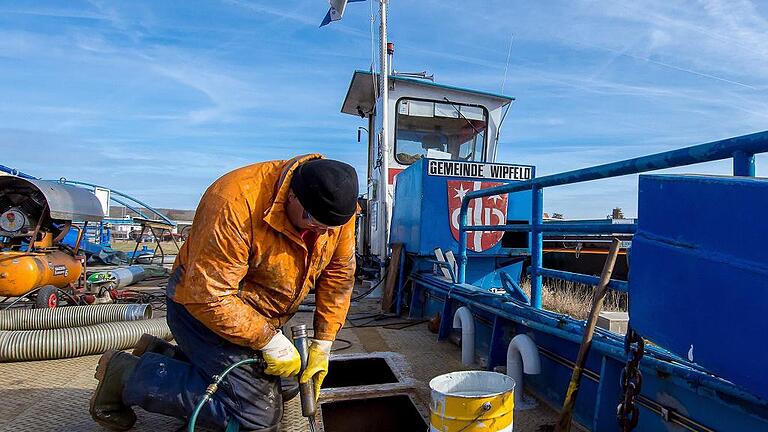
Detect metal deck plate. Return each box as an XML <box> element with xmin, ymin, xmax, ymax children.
<box><xmin>0</xmin><ymin>299</ymin><xmax>564</xmax><ymax>431</ymax></box>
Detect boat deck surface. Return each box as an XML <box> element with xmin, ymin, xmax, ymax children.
<box><xmin>0</xmin><ymin>277</ymin><xmax>570</xmax><ymax>432</ymax></box>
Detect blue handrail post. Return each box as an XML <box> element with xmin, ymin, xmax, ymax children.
<box><xmin>530</xmin><ymin>186</ymin><xmax>544</xmax><ymax>309</ymax></box>
<box><xmin>733</xmin><ymin>151</ymin><xmax>756</xmax><ymax>177</ymax></box>
<box><xmin>457</xmin><ymin>199</ymin><xmax>470</xmax><ymax>284</ymax></box>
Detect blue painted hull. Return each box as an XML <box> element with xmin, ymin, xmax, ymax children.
<box><xmin>408</xmin><ymin>276</ymin><xmax>768</xmax><ymax>431</ymax></box>
<box><xmin>388</xmin><ymin>131</ymin><xmax>768</xmax><ymax>431</ymax></box>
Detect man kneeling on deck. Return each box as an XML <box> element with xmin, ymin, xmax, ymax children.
<box><xmin>89</xmin><ymin>155</ymin><xmax>359</xmax><ymax>431</ymax></box>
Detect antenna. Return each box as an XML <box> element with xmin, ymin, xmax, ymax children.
<box><xmin>501</xmin><ymin>32</ymin><xmax>514</xmax><ymax>93</ymax></box>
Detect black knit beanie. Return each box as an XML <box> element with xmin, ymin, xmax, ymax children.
<box><xmin>290</xmin><ymin>159</ymin><xmax>358</xmax><ymax>226</ymax></box>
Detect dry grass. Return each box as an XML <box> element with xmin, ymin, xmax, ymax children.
<box><xmin>521</xmin><ymin>278</ymin><xmax>627</xmax><ymax>320</ymax></box>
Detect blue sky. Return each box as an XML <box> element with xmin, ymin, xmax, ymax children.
<box><xmin>1</xmin><ymin>0</ymin><xmax>766</xmax><ymax>218</ymax></box>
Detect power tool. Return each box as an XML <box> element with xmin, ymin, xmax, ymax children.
<box><xmin>291</xmin><ymin>324</ymin><xmax>317</xmax><ymax>432</ymax></box>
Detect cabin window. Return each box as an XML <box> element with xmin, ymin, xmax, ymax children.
<box><xmin>394</xmin><ymin>98</ymin><xmax>488</xmax><ymax>165</ymax></box>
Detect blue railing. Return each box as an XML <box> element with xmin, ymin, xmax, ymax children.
<box><xmin>0</xmin><ymin>164</ymin><xmax>36</xmax><ymax>179</ymax></box>
<box><xmin>456</xmin><ymin>130</ymin><xmax>768</xmax><ymax>309</ymax></box>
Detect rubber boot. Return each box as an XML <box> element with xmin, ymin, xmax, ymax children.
<box><xmin>89</xmin><ymin>350</ymin><xmax>140</xmax><ymax>431</ymax></box>
<box><xmin>132</xmin><ymin>333</ymin><xmax>182</xmax><ymax>359</ymax></box>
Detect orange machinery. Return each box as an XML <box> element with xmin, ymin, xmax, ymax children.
<box><xmin>0</xmin><ymin>177</ymin><xmax>104</xmax><ymax>308</ymax></box>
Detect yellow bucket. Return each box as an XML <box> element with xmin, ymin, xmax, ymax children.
<box><xmin>429</xmin><ymin>371</ymin><xmax>515</xmax><ymax>432</ymax></box>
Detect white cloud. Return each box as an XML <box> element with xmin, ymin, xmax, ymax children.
<box><xmin>1</xmin><ymin>0</ymin><xmax>766</xmax><ymax>214</ymax></box>
<box><xmin>0</xmin><ymin>5</ymin><xmax>107</xmax><ymax>21</ymax></box>
<box><xmin>152</xmin><ymin>64</ymin><xmax>262</xmax><ymax>123</ymax></box>
<box><xmin>648</xmin><ymin>29</ymin><xmax>671</xmax><ymax>50</ymax></box>
<box><xmin>581</xmin><ymin>0</ymin><xmax>768</xmax><ymax>82</ymax></box>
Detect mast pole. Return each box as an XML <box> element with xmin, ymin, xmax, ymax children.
<box><xmin>378</xmin><ymin>0</ymin><xmax>390</xmax><ymax>261</ymax></box>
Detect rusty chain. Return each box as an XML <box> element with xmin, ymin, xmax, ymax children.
<box><xmin>617</xmin><ymin>327</ymin><xmax>645</xmax><ymax>431</ymax></box>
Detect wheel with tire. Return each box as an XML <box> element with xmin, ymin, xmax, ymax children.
<box><xmin>180</xmin><ymin>225</ymin><xmax>191</xmax><ymax>241</ymax></box>
<box><xmin>35</xmin><ymin>285</ymin><xmax>59</xmax><ymax>309</ymax></box>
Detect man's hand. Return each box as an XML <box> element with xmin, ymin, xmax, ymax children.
<box><xmin>299</xmin><ymin>339</ymin><xmax>332</xmax><ymax>401</ymax></box>
<box><xmin>261</xmin><ymin>331</ymin><xmax>301</xmax><ymax>377</ymax></box>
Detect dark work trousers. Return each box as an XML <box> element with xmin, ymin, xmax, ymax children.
<box><xmin>122</xmin><ymin>270</ymin><xmax>282</xmax><ymax>431</ymax></box>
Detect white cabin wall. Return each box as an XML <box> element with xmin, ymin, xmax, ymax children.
<box><xmin>366</xmin><ymin>77</ymin><xmax>510</xmax><ymax>262</ymax></box>
<box><xmin>386</xmin><ymin>80</ymin><xmax>507</xmax><ymax>169</ymax></box>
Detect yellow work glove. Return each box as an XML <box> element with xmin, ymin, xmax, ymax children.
<box><xmin>299</xmin><ymin>339</ymin><xmax>333</xmax><ymax>401</ymax></box>
<box><xmin>261</xmin><ymin>331</ymin><xmax>301</xmax><ymax>378</ymax></box>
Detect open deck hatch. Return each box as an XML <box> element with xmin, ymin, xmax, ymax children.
<box><xmin>320</xmin><ymin>395</ymin><xmax>426</xmax><ymax>432</ymax></box>
<box><xmin>323</xmin><ymin>357</ymin><xmax>398</xmax><ymax>388</ymax></box>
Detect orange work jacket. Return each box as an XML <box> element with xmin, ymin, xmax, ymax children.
<box><xmin>170</xmin><ymin>154</ymin><xmax>356</xmax><ymax>350</ymax></box>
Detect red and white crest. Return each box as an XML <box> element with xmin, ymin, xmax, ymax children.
<box><xmin>447</xmin><ymin>180</ymin><xmax>508</xmax><ymax>252</ymax></box>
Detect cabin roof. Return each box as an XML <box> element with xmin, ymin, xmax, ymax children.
<box><xmin>341</xmin><ymin>70</ymin><xmax>514</xmax><ymax>117</ymax></box>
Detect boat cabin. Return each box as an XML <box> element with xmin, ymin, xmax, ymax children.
<box><xmin>341</xmin><ymin>70</ymin><xmax>514</xmax><ymax>260</ymax></box>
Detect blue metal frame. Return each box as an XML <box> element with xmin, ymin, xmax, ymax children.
<box><xmin>462</xmin><ymin>223</ymin><xmax>636</xmax><ymax>234</ymax></box>
<box><xmin>410</xmin><ymin>274</ymin><xmax>766</xmax><ymax>406</ymax></box>
<box><xmin>0</xmin><ymin>164</ymin><xmax>36</xmax><ymax>179</ymax></box>
<box><xmin>499</xmin><ymin>271</ymin><xmax>530</xmax><ymax>303</ymax></box>
<box><xmin>733</xmin><ymin>150</ymin><xmax>756</xmax><ymax>176</ymax></box>
<box><xmin>456</xmin><ymin>130</ymin><xmax>768</xmax><ymax>305</ymax></box>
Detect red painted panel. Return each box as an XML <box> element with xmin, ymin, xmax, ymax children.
<box><xmin>388</xmin><ymin>168</ymin><xmax>404</xmax><ymax>185</ymax></box>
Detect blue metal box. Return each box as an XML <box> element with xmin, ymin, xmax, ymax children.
<box><xmin>390</xmin><ymin>159</ymin><xmax>536</xmax><ymax>288</ymax></box>
<box><xmin>390</xmin><ymin>158</ymin><xmax>534</xmax><ymax>257</ymax></box>
<box><xmin>629</xmin><ymin>174</ymin><xmax>768</xmax><ymax>400</ymax></box>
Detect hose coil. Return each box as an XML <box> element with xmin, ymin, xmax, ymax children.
<box><xmin>0</xmin><ymin>318</ymin><xmax>171</xmax><ymax>362</ymax></box>
<box><xmin>0</xmin><ymin>304</ymin><xmax>152</xmax><ymax>331</ymax></box>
